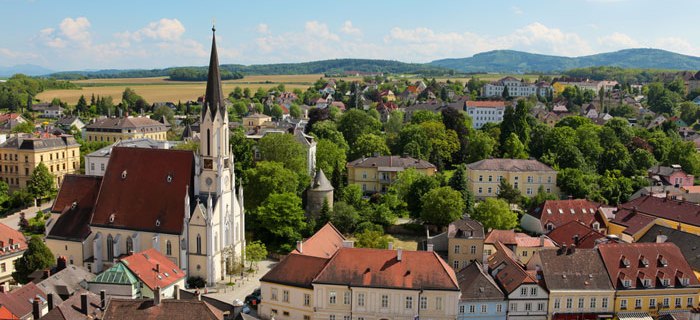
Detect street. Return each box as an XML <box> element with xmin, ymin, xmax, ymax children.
<box><xmin>0</xmin><ymin>201</ymin><xmax>52</xmax><ymax>231</ymax></box>
<box><xmin>201</xmin><ymin>259</ymin><xmax>277</xmax><ymax>304</ymax></box>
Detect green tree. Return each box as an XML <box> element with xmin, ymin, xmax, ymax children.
<box><xmin>349</xmin><ymin>134</ymin><xmax>390</xmax><ymax>160</ymax></box>
<box><xmin>467</xmin><ymin>131</ymin><xmax>496</xmax><ymax>163</ymax></box>
<box><xmin>13</xmin><ymin>235</ymin><xmax>55</xmax><ymax>284</ymax></box>
<box><xmin>315</xmin><ymin>139</ymin><xmax>346</xmax><ymax>184</ymax></box>
<box><xmin>497</xmin><ymin>179</ymin><xmax>522</xmax><ymax>205</ymax></box>
<box><xmin>337</xmin><ymin>109</ymin><xmax>382</xmax><ymax>145</ymax></box>
<box><xmin>598</xmin><ymin>170</ymin><xmax>633</xmax><ymax>205</ymax></box>
<box><xmin>152</xmin><ymin>105</ymin><xmax>175</xmax><ymax>124</ymax></box>
<box><xmin>254</xmin><ymin>193</ymin><xmax>307</xmax><ymax>253</ymax></box>
<box><xmin>289</xmin><ymin>104</ymin><xmax>301</xmax><ymax>119</ymax></box>
<box><xmin>420</xmin><ymin>187</ymin><xmax>465</xmax><ymax>228</ymax></box>
<box><xmin>11</xmin><ymin>121</ymin><xmax>34</xmax><ymax>134</ymax></box>
<box><xmin>526</xmin><ymin>185</ymin><xmax>558</xmax><ymax>210</ymax></box>
<box><xmin>406</xmin><ymin>175</ymin><xmax>440</xmax><ymax>218</ymax></box>
<box><xmin>557</xmin><ymin>168</ymin><xmax>601</xmax><ymax>200</ymax></box>
<box><xmin>448</xmin><ymin>164</ymin><xmax>474</xmax><ymax>213</ymax></box>
<box><xmin>173</xmin><ymin>140</ymin><xmax>199</xmax><ymax>152</ymax></box>
<box><xmin>75</xmin><ymin>95</ymin><xmax>88</xmax><ymax>113</ymax></box>
<box><xmin>471</xmin><ymin>198</ymin><xmax>518</xmax><ymax>230</ymax></box>
<box><xmin>244</xmin><ymin>161</ymin><xmax>299</xmax><ymax>210</ymax></box>
<box><xmin>410</xmin><ymin>110</ymin><xmax>441</xmax><ymax>124</ymax></box>
<box><xmin>257</xmin><ymin>133</ymin><xmax>308</xmax><ymax>179</ymax></box>
<box><xmin>502</xmin><ymin>133</ymin><xmax>528</xmax><ymax>159</ymax></box>
<box><xmin>308</xmin><ymin>120</ymin><xmax>348</xmax><ymax>151</ymax></box>
<box><xmin>354</xmin><ymin>228</ymin><xmax>390</xmax><ymax>249</ymax></box>
<box><xmin>271</xmin><ymin>105</ymin><xmax>284</xmax><ymax>120</ymax></box>
<box><xmin>502</xmin><ymin>85</ymin><xmax>510</xmax><ymax>99</ymax></box>
<box><xmin>329</xmin><ymin>201</ymin><xmax>361</xmax><ymax>234</ymax></box>
<box><xmin>245</xmin><ymin>240</ymin><xmax>268</xmax><ymax>269</ymax></box>
<box><xmin>27</xmin><ymin>163</ymin><xmax>56</xmax><ymax>199</ymax></box>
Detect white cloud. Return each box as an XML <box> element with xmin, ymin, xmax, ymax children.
<box><xmin>304</xmin><ymin>21</ymin><xmax>339</xmax><ymax>41</ymax></box>
<box><xmin>340</xmin><ymin>20</ymin><xmax>362</xmax><ymax>36</ymax></box>
<box><xmin>598</xmin><ymin>32</ymin><xmax>639</xmax><ymax>49</ymax></box>
<box><xmin>58</xmin><ymin>17</ymin><xmax>91</xmax><ymax>43</ymax></box>
<box><xmin>121</xmin><ymin>18</ymin><xmax>185</xmax><ymax>42</ymax></box>
<box><xmin>506</xmin><ymin>22</ymin><xmax>593</xmax><ymax>56</ymax></box>
<box><xmin>654</xmin><ymin>37</ymin><xmax>700</xmax><ymax>55</ymax></box>
<box><xmin>511</xmin><ymin>6</ymin><xmax>524</xmax><ymax>15</ymax></box>
<box><xmin>256</xmin><ymin>23</ymin><xmax>270</xmax><ymax>34</ymax></box>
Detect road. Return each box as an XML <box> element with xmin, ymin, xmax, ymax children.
<box><xmin>0</xmin><ymin>201</ymin><xmax>53</xmax><ymax>231</ymax></box>
<box><xmin>202</xmin><ymin>259</ymin><xmax>277</xmax><ymax>304</ymax></box>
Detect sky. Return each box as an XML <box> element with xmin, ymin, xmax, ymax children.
<box><xmin>1</xmin><ymin>0</ymin><xmax>697</xmax><ymax>71</ymax></box>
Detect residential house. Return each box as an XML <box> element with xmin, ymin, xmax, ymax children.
<box><xmin>83</xmin><ymin>138</ymin><xmax>180</xmax><ymax>176</ymax></box>
<box><xmin>117</xmin><ymin>248</ymin><xmax>186</xmax><ymax>299</ymax></box>
<box><xmin>84</xmin><ymin>116</ymin><xmax>169</xmax><ymax>143</ymax></box>
<box><xmin>465</xmin><ymin>101</ymin><xmax>506</xmax><ymax>129</ymax></box>
<box><xmin>347</xmin><ymin>155</ymin><xmax>437</xmax><ymax>194</ymax></box>
<box><xmin>597</xmin><ymin>242</ymin><xmax>700</xmax><ymax>318</ymax></box>
<box><xmin>380</xmin><ymin>89</ymin><xmax>396</xmax><ymax>102</ymax></box>
<box><xmin>457</xmin><ymin>261</ymin><xmax>506</xmax><ymax>320</ymax></box>
<box><xmin>87</xmin><ymin>263</ymin><xmax>140</xmax><ymax>299</ymax></box>
<box><xmin>527</xmin><ymin>248</ymin><xmax>615</xmax><ymax>320</ymax></box>
<box><xmin>447</xmin><ymin>217</ymin><xmax>485</xmax><ymax>270</ymax></box>
<box><xmin>102</xmin><ymin>297</ymin><xmax>223</xmax><ymax>320</ymax></box>
<box><xmin>54</xmin><ymin>116</ymin><xmax>85</xmax><ymax>132</ymax></box>
<box><xmin>487</xmin><ymin>242</ymin><xmax>549</xmax><ymax>320</ymax></box>
<box><xmin>42</xmin><ymin>105</ymin><xmax>64</xmax><ymax>118</ymax></box>
<box><xmin>629</xmin><ymin>186</ymin><xmax>686</xmax><ymax>202</ymax></box>
<box><xmin>376</xmin><ymin>101</ymin><xmax>399</xmax><ymax>121</ymax></box>
<box><xmin>35</xmin><ymin>264</ymin><xmax>94</xmax><ymax>302</ymax></box>
<box><xmin>242</xmin><ymin>113</ymin><xmax>272</xmax><ymax>131</ymax></box>
<box><xmin>545</xmin><ymin>221</ymin><xmax>606</xmax><ymax>249</ymax></box>
<box><xmin>0</xmin><ymin>113</ymin><xmax>27</xmax><ymax>132</ymax></box>
<box><xmin>608</xmin><ymin>195</ymin><xmax>700</xmax><ymax>242</ymax></box>
<box><xmin>41</xmin><ymin>290</ymin><xmax>103</xmax><ymax>320</ymax></box>
<box><xmin>0</xmin><ymin>133</ymin><xmax>80</xmax><ymax>190</ymax></box>
<box><xmin>637</xmin><ymin>225</ymin><xmax>700</xmax><ymax>281</ymax></box>
<box><xmin>648</xmin><ymin>164</ymin><xmax>694</xmax><ymax>187</ymax></box>
<box><xmin>483</xmin><ymin>230</ymin><xmax>556</xmax><ymax>265</ymax></box>
<box><xmin>466</xmin><ymin>159</ymin><xmax>558</xmax><ymax>200</ymax></box>
<box><xmin>521</xmin><ymin>198</ymin><xmax>605</xmax><ymax>234</ymax></box>
<box><xmin>290</xmin><ymin>222</ymin><xmax>345</xmax><ymax>259</ymax></box>
<box><xmin>0</xmin><ymin>282</ymin><xmax>48</xmax><ymax>319</ymax></box>
<box><xmin>0</xmin><ymin>223</ymin><xmax>27</xmax><ymax>284</ymax></box>
<box><xmin>481</xmin><ymin>77</ymin><xmax>551</xmax><ymax>98</ymax></box>
<box><xmin>552</xmin><ymin>103</ymin><xmax>569</xmax><ymax>115</ymax></box>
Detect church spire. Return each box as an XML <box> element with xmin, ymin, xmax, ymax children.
<box><xmin>203</xmin><ymin>25</ymin><xmax>225</xmax><ymax>120</ymax></box>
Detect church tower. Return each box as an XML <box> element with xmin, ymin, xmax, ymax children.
<box><xmin>192</xmin><ymin>25</ymin><xmax>244</xmax><ymax>286</ymax></box>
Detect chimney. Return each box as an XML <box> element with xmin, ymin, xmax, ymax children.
<box><xmin>397</xmin><ymin>248</ymin><xmax>403</xmax><ymax>261</ymax></box>
<box><xmin>43</xmin><ymin>270</ymin><xmax>51</xmax><ymax>279</ymax></box>
<box><xmin>568</xmin><ymin>244</ymin><xmax>576</xmax><ymax>255</ymax></box>
<box><xmin>47</xmin><ymin>293</ymin><xmax>54</xmax><ymax>311</ymax></box>
<box><xmin>560</xmin><ymin>243</ymin><xmax>567</xmax><ymax>255</ymax></box>
<box><xmin>342</xmin><ymin>240</ymin><xmax>354</xmax><ymax>248</ymax></box>
<box><xmin>100</xmin><ymin>290</ymin><xmax>106</xmax><ymax>309</ymax></box>
<box><xmin>656</xmin><ymin>234</ymin><xmax>668</xmax><ymax>243</ymax></box>
<box><xmin>539</xmin><ymin>235</ymin><xmax>545</xmax><ymax>247</ymax></box>
<box><xmin>153</xmin><ymin>287</ymin><xmax>161</xmax><ymax>306</ymax></box>
<box><xmin>388</xmin><ymin>242</ymin><xmax>394</xmax><ymax>250</ymax></box>
<box><xmin>32</xmin><ymin>297</ymin><xmax>41</xmax><ymax>319</ymax></box>
<box><xmin>573</xmin><ymin>234</ymin><xmax>580</xmax><ymax>246</ymax></box>
<box><xmin>0</xmin><ymin>283</ymin><xmax>7</xmax><ymax>293</ymax></box>
<box><xmin>156</xmin><ymin>264</ymin><xmax>160</xmax><ymax>273</ymax></box>
<box><xmin>174</xmin><ymin>285</ymin><xmax>180</xmax><ymax>300</ymax></box>
<box><xmin>57</xmin><ymin>256</ymin><xmax>67</xmax><ymax>271</ymax></box>
<box><xmin>81</xmin><ymin>292</ymin><xmax>88</xmax><ymax>315</ymax></box>
<box><xmin>296</xmin><ymin>241</ymin><xmax>303</xmax><ymax>254</ymax></box>
<box><xmin>427</xmin><ymin>243</ymin><xmax>434</xmax><ymax>252</ymax></box>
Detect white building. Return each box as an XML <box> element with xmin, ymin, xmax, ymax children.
<box><xmin>466</xmin><ymin>101</ymin><xmax>506</xmax><ymax>129</ymax></box>
<box><xmin>84</xmin><ymin>138</ymin><xmax>181</xmax><ymax>176</ymax></box>
<box><xmin>482</xmin><ymin>77</ymin><xmax>552</xmax><ymax>98</ymax></box>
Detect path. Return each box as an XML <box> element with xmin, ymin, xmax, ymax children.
<box><xmin>201</xmin><ymin>259</ymin><xmax>277</xmax><ymax>305</ymax></box>
<box><xmin>0</xmin><ymin>201</ymin><xmax>52</xmax><ymax>230</ymax></box>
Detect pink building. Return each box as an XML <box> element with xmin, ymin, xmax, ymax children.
<box><xmin>648</xmin><ymin>164</ymin><xmax>694</xmax><ymax>187</ymax></box>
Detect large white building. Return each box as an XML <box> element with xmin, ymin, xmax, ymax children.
<box><xmin>482</xmin><ymin>77</ymin><xmax>552</xmax><ymax>98</ymax></box>
<box><xmin>465</xmin><ymin>100</ymin><xmax>506</xmax><ymax>129</ymax></box>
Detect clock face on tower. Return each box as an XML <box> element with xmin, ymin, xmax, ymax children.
<box><xmin>205</xmin><ymin>177</ymin><xmax>213</xmax><ymax>186</ymax></box>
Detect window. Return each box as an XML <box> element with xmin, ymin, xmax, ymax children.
<box><xmin>649</xmin><ymin>298</ymin><xmax>656</xmax><ymax>308</ymax></box>
<box><xmin>602</xmin><ymin>298</ymin><xmax>609</xmax><ymax>309</ymax></box>
<box><xmin>525</xmin><ymin>303</ymin><xmax>532</xmax><ymax>311</ymax></box>
<box><xmin>126</xmin><ymin>237</ymin><xmax>133</xmax><ymax>254</ymax></box>
<box><xmin>343</xmin><ymin>316</ymin><xmax>350</xmax><ymax>320</ymax></box>
<box><xmin>530</xmin><ymin>287</ymin><xmax>537</xmax><ymax>296</ymax></box>
<box><xmin>304</xmin><ymin>316</ymin><xmax>311</xmax><ymax>320</ymax></box>
<box><xmin>487</xmin><ymin>187</ymin><xmax>492</xmax><ymax>194</ymax></box>
<box><xmin>522</xmin><ymin>251</ymin><xmax>528</xmax><ymax>257</ymax></box>
<box><xmin>304</xmin><ymin>293</ymin><xmax>310</xmax><ymax>306</ymax></box>
<box><xmin>479</xmin><ymin>175</ymin><xmax>483</xmax><ymax>182</ymax></box>
<box><xmin>91</xmin><ymin>163</ymin><xmax>95</xmax><ymax>171</ymax></box>
<box><xmin>514</xmin><ymin>182</ymin><xmax>519</xmax><ymax>189</ymax></box>
<box><xmin>538</xmin><ymin>303</ymin><xmax>545</xmax><ymax>311</ymax></box>
<box><xmin>470</xmin><ymin>245</ymin><xmax>476</xmax><ymax>254</ymax></box>
<box><xmin>329</xmin><ymin>291</ymin><xmax>336</xmax><ymax>304</ymax></box>
<box><xmin>381</xmin><ymin>295</ymin><xmax>388</xmax><ymax>308</ymax></box>
<box><xmin>620</xmin><ymin>299</ymin><xmax>627</xmax><ymax>309</ymax></box>
<box><xmin>420</xmin><ymin>296</ymin><xmax>427</xmax><ymax>309</ymax></box>
<box><xmin>590</xmin><ymin>297</ymin><xmax>597</xmax><ymax>309</ymax></box>
<box><xmin>481</xmin><ymin>304</ymin><xmax>487</xmax><ymax>313</ymax></box>
<box><xmin>547</xmin><ymin>176</ymin><xmax>552</xmax><ymax>183</ymax></box>
<box><xmin>454</xmin><ymin>245</ymin><xmax>460</xmax><ymax>254</ymax></box>
<box><xmin>459</xmin><ymin>305</ymin><xmax>465</xmax><ymax>314</ymax></box>
<box><xmin>283</xmin><ymin>290</ymin><xmax>289</xmax><ymax>302</ymax></box>
<box><xmin>271</xmin><ymin>288</ymin><xmax>278</xmax><ymax>301</ymax></box>
<box><xmin>357</xmin><ymin>293</ymin><xmax>364</xmax><ymax>307</ymax></box>
<box><xmin>435</xmin><ymin>297</ymin><xmax>442</xmax><ymax>311</ymax></box>
<box><xmin>688</xmin><ymin>297</ymin><xmax>694</xmax><ymax>307</ymax></box>
<box><xmin>196</xmin><ymin>234</ymin><xmax>202</xmax><ymax>254</ymax></box>
<box><xmin>478</xmin><ymin>187</ymin><xmax>482</xmax><ymax>194</ymax></box>
<box><xmin>527</xmin><ymin>176</ymin><xmax>533</xmax><ymax>183</ymax></box>
<box><xmin>635</xmin><ymin>299</ymin><xmax>641</xmax><ymax>309</ymax></box>
<box><xmin>663</xmin><ymin>298</ymin><xmax>669</xmax><ymax>307</ymax></box>
<box><xmin>101</xmin><ymin>163</ymin><xmax>105</xmax><ymax>171</ymax></box>
<box><xmin>329</xmin><ymin>315</ymin><xmax>335</xmax><ymax>320</ymax></box>
<box><xmin>488</xmin><ymin>175</ymin><xmax>492</xmax><ymax>182</ymax></box>
<box><xmin>566</xmin><ymin>298</ymin><xmax>572</xmax><ymax>309</ymax></box>
<box><xmin>453</xmin><ymin>260</ymin><xmax>459</xmax><ymax>269</ymax></box>
<box><xmin>496</xmin><ymin>304</ymin><xmax>503</xmax><ymax>313</ymax></box>
<box><xmin>526</xmin><ymin>187</ymin><xmax>533</xmax><ymax>195</ymax></box>
<box><xmin>166</xmin><ymin>240</ymin><xmax>172</xmax><ymax>256</ymax></box>
<box><xmin>271</xmin><ymin>309</ymin><xmax>277</xmax><ymax>315</ymax></box>
<box><xmin>579</xmin><ymin>298</ymin><xmax>584</xmax><ymax>309</ymax></box>
<box><xmin>405</xmin><ymin>296</ymin><xmax>413</xmax><ymax>309</ymax></box>
<box><xmin>344</xmin><ymin>292</ymin><xmax>350</xmax><ymax>305</ymax></box>
<box><xmin>0</xmin><ymin>263</ymin><xmax>5</xmax><ymax>273</ymax></box>
<box><xmin>106</xmin><ymin>235</ymin><xmax>114</xmax><ymax>261</ymax></box>
<box><xmin>554</xmin><ymin>298</ymin><xmax>561</xmax><ymax>309</ymax></box>
<box><xmin>510</xmin><ymin>303</ymin><xmax>517</xmax><ymax>311</ymax></box>
<box><xmin>469</xmin><ymin>305</ymin><xmax>475</xmax><ymax>313</ymax></box>
<box><xmin>520</xmin><ymin>288</ymin><xmax>527</xmax><ymax>296</ymax></box>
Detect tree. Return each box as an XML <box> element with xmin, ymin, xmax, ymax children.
<box><xmin>471</xmin><ymin>198</ymin><xmax>518</xmax><ymax>230</ymax></box>
<box><xmin>337</xmin><ymin>109</ymin><xmax>382</xmax><ymax>145</ymax></box>
<box><xmin>257</xmin><ymin>133</ymin><xmax>308</xmax><ymax>179</ymax></box>
<box><xmin>152</xmin><ymin>105</ymin><xmax>175</xmax><ymax>125</ymax></box>
<box><xmin>502</xmin><ymin>85</ymin><xmax>510</xmax><ymax>99</ymax></box>
<box><xmin>27</xmin><ymin>163</ymin><xmax>56</xmax><ymax>199</ymax></box>
<box><xmin>230</xmin><ymin>128</ymin><xmax>255</xmax><ymax>178</ymax></box>
<box><xmin>13</xmin><ymin>235</ymin><xmax>55</xmax><ymax>284</ymax></box>
<box><xmin>329</xmin><ymin>201</ymin><xmax>360</xmax><ymax>234</ymax></box>
<box><xmin>244</xmin><ymin>161</ymin><xmax>298</xmax><ymax>210</ymax></box>
<box><xmin>526</xmin><ymin>185</ymin><xmax>558</xmax><ymax>210</ymax></box>
<box><xmin>406</xmin><ymin>175</ymin><xmax>440</xmax><ymax>218</ymax></box>
<box><xmin>11</xmin><ymin>121</ymin><xmax>34</xmax><ymax>134</ymax></box>
<box><xmin>349</xmin><ymin>134</ymin><xmax>390</xmax><ymax>160</ymax></box>
<box><xmin>502</xmin><ymin>133</ymin><xmax>528</xmax><ymax>159</ymax></box>
<box><xmin>340</xmin><ymin>184</ymin><xmax>364</xmax><ymax>210</ymax></box>
<box><xmin>449</xmin><ymin>164</ymin><xmax>474</xmax><ymax>213</ymax></box>
<box><xmin>315</xmin><ymin>139</ymin><xmax>346</xmax><ymax>184</ymax></box>
<box><xmin>410</xmin><ymin>110</ymin><xmax>441</xmax><ymax>124</ymax></box>
<box><xmin>75</xmin><ymin>95</ymin><xmax>88</xmax><ymax>113</ymax></box>
<box><xmin>271</xmin><ymin>105</ymin><xmax>284</xmax><ymax>120</ymax></box>
<box><xmin>557</xmin><ymin>168</ymin><xmax>600</xmax><ymax>200</ymax></box>
<box><xmin>308</xmin><ymin>120</ymin><xmax>348</xmax><ymax>151</ymax></box>
<box><xmin>254</xmin><ymin>193</ymin><xmax>307</xmax><ymax>253</ymax></box>
<box><xmin>355</xmin><ymin>228</ymin><xmax>390</xmax><ymax>249</ymax></box>
<box><xmin>420</xmin><ymin>187</ymin><xmax>465</xmax><ymax>228</ymax></box>
<box><xmin>245</xmin><ymin>240</ymin><xmax>268</xmax><ymax>270</ymax></box>
<box><xmin>467</xmin><ymin>131</ymin><xmax>496</xmax><ymax>163</ymax></box>
<box><xmin>289</xmin><ymin>104</ymin><xmax>301</xmax><ymax>119</ymax></box>
<box><xmin>497</xmin><ymin>179</ymin><xmax>522</xmax><ymax>206</ymax></box>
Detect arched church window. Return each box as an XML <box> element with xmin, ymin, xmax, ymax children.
<box><xmin>126</xmin><ymin>237</ymin><xmax>133</xmax><ymax>254</ymax></box>
<box><xmin>166</xmin><ymin>240</ymin><xmax>172</xmax><ymax>256</ymax></box>
<box><xmin>107</xmin><ymin>235</ymin><xmax>114</xmax><ymax>261</ymax></box>
<box><xmin>196</xmin><ymin>234</ymin><xmax>202</xmax><ymax>254</ymax></box>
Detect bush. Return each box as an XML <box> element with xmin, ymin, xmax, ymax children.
<box><xmin>187</xmin><ymin>276</ymin><xmax>206</xmax><ymax>289</ymax></box>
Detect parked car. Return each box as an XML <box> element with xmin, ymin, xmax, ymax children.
<box><xmin>245</xmin><ymin>288</ymin><xmax>261</xmax><ymax>307</ymax></box>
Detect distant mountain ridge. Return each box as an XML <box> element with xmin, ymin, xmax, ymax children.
<box><xmin>0</xmin><ymin>64</ymin><xmax>54</xmax><ymax>77</ymax></box>
<box><xmin>429</xmin><ymin>48</ymin><xmax>700</xmax><ymax>73</ymax></box>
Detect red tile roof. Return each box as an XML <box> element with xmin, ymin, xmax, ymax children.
<box><xmin>531</xmin><ymin>199</ymin><xmax>602</xmax><ymax>230</ymax></box>
<box><xmin>487</xmin><ymin>242</ymin><xmax>538</xmax><ymax>294</ymax></box>
<box><xmin>0</xmin><ymin>113</ymin><xmax>21</xmax><ymax>123</ymax></box>
<box><xmin>484</xmin><ymin>230</ymin><xmax>517</xmax><ymax>245</ymax></box>
<box><xmin>289</xmin><ymin>222</ymin><xmax>345</xmax><ymax>258</ymax></box>
<box><xmin>120</xmin><ymin>248</ymin><xmax>186</xmax><ymax>291</ymax></box>
<box><xmin>0</xmin><ymin>222</ymin><xmax>27</xmax><ymax>258</ymax></box>
<box><xmin>546</xmin><ymin>220</ymin><xmax>605</xmax><ymax>249</ymax></box>
<box><xmin>103</xmin><ymin>298</ymin><xmax>222</xmax><ymax>320</ymax></box>
<box><xmin>41</xmin><ymin>290</ymin><xmax>102</xmax><ymax>320</ymax></box>
<box><xmin>597</xmin><ymin>242</ymin><xmax>700</xmax><ymax>289</ymax></box>
<box><xmin>0</xmin><ymin>283</ymin><xmax>46</xmax><ymax>318</ymax></box>
<box><xmin>260</xmin><ymin>254</ymin><xmax>329</xmax><ymax>289</ymax></box>
<box><xmin>465</xmin><ymin>101</ymin><xmax>506</xmax><ymax>108</ymax></box>
<box><xmin>616</xmin><ymin>195</ymin><xmax>700</xmax><ymax>228</ymax></box>
<box><xmin>514</xmin><ymin>235</ymin><xmax>556</xmax><ymax>248</ymax></box>
<box><xmin>91</xmin><ymin>147</ymin><xmax>194</xmax><ymax>235</ymax></box>
<box><xmin>313</xmin><ymin>248</ymin><xmax>459</xmax><ymax>291</ymax></box>
<box><xmin>48</xmin><ymin>175</ymin><xmax>102</xmax><ymax>241</ymax></box>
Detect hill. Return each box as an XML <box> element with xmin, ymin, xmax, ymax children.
<box><xmin>0</xmin><ymin>64</ymin><xmax>55</xmax><ymax>77</ymax></box>
<box><xmin>429</xmin><ymin>48</ymin><xmax>700</xmax><ymax>73</ymax></box>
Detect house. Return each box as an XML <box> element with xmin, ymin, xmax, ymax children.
<box><xmin>380</xmin><ymin>89</ymin><xmax>396</xmax><ymax>102</ymax></box>
<box><xmin>629</xmin><ymin>186</ymin><xmax>686</xmax><ymax>202</ymax></box>
<box><xmin>597</xmin><ymin>242</ymin><xmax>700</xmax><ymax>318</ymax></box>
<box><xmin>35</xmin><ymin>264</ymin><xmax>94</xmax><ymax>302</ymax></box>
<box><xmin>0</xmin><ymin>222</ymin><xmax>27</xmax><ymax>284</ymax></box>
<box><xmin>481</xmin><ymin>77</ymin><xmax>551</xmax><ymax>98</ymax></box>
<box><xmin>446</xmin><ymin>217</ymin><xmax>485</xmax><ymax>270</ymax></box>
<box><xmin>527</xmin><ymin>248</ymin><xmax>615</xmax><ymax>320</ymax></box>
<box><xmin>347</xmin><ymin>155</ymin><xmax>437</xmax><ymax>194</ymax></box>
<box><xmin>0</xmin><ymin>133</ymin><xmax>80</xmax><ymax>190</ymax></box>
<box><xmin>41</xmin><ymin>290</ymin><xmax>103</xmax><ymax>320</ymax></box>
<box><xmin>117</xmin><ymin>248</ymin><xmax>186</xmax><ymax>299</ymax></box>
<box><xmin>54</xmin><ymin>116</ymin><xmax>85</xmax><ymax>132</ymax></box>
<box><xmin>0</xmin><ymin>282</ymin><xmax>48</xmax><ymax>319</ymax></box>
<box><xmin>290</xmin><ymin>222</ymin><xmax>345</xmax><ymax>259</ymax></box>
<box><xmin>647</xmin><ymin>115</ymin><xmax>668</xmax><ymax>129</ymax></box>
<box><xmin>487</xmin><ymin>242</ymin><xmax>548</xmax><ymax>320</ymax></box>
<box><xmin>84</xmin><ymin>116</ymin><xmax>169</xmax><ymax>143</ymax></box>
<box><xmin>319</xmin><ymin>83</ymin><xmax>336</xmax><ymax>97</ymax></box>
<box><xmin>260</xmin><ymin>246</ymin><xmax>460</xmax><ymax>320</ymax></box>
<box><xmin>102</xmin><ymin>297</ymin><xmax>224</xmax><ymax>320</ymax></box>
<box><xmin>466</xmin><ymin>159</ymin><xmax>558</xmax><ymax>200</ymax></box>
<box><xmin>483</xmin><ymin>230</ymin><xmax>556</xmax><ymax>264</ymax></box>
<box><xmin>375</xmin><ymin>101</ymin><xmax>399</xmax><ymax>121</ymax></box>
<box><xmin>637</xmin><ymin>225</ymin><xmax>700</xmax><ymax>281</ymax></box>
<box><xmin>46</xmin><ymin>29</ymin><xmax>246</xmax><ymax>287</ymax></box>
<box><xmin>42</xmin><ymin>105</ymin><xmax>64</xmax><ymax>118</ymax></box>
<box><xmin>545</xmin><ymin>220</ymin><xmax>606</xmax><ymax>249</ymax></box>
<box><xmin>608</xmin><ymin>195</ymin><xmax>700</xmax><ymax>242</ymax></box>
<box><xmin>83</xmin><ymin>138</ymin><xmax>181</xmax><ymax>176</ymax></box>
<box><xmin>521</xmin><ymin>198</ymin><xmax>605</xmax><ymax>234</ymax></box>
<box><xmin>456</xmin><ymin>261</ymin><xmax>506</xmax><ymax>320</ymax></box>
<box><xmin>552</xmin><ymin>103</ymin><xmax>569</xmax><ymax>115</ymax></box>
<box><xmin>0</xmin><ymin>113</ymin><xmax>27</xmax><ymax>132</ymax></box>
<box><xmin>242</xmin><ymin>113</ymin><xmax>272</xmax><ymax>130</ymax></box>
<box><xmin>648</xmin><ymin>164</ymin><xmax>694</xmax><ymax>187</ymax></box>
<box><xmin>465</xmin><ymin>101</ymin><xmax>506</xmax><ymax>129</ymax></box>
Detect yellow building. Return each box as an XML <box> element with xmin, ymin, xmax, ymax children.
<box><xmin>84</xmin><ymin>116</ymin><xmax>169</xmax><ymax>143</ymax></box>
<box><xmin>347</xmin><ymin>155</ymin><xmax>437</xmax><ymax>194</ymax></box>
<box><xmin>483</xmin><ymin>229</ymin><xmax>556</xmax><ymax>264</ymax></box>
<box><xmin>466</xmin><ymin>159</ymin><xmax>558</xmax><ymax>200</ymax></box>
<box><xmin>0</xmin><ymin>223</ymin><xmax>27</xmax><ymax>284</ymax></box>
<box><xmin>0</xmin><ymin>133</ymin><xmax>80</xmax><ymax>190</ymax></box>
<box><xmin>598</xmin><ymin>242</ymin><xmax>700</xmax><ymax>318</ymax></box>
<box><xmin>608</xmin><ymin>195</ymin><xmax>700</xmax><ymax>242</ymax></box>
<box><xmin>242</xmin><ymin>113</ymin><xmax>272</xmax><ymax>130</ymax></box>
<box><xmin>447</xmin><ymin>217</ymin><xmax>485</xmax><ymax>270</ymax></box>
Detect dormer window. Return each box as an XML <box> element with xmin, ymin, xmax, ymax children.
<box><xmin>109</xmin><ymin>213</ymin><xmax>115</xmax><ymax>223</ymax></box>
<box><xmin>166</xmin><ymin>174</ymin><xmax>173</xmax><ymax>183</ymax></box>
<box><xmin>662</xmin><ymin>279</ymin><xmax>670</xmax><ymax>287</ymax></box>
<box><xmin>659</xmin><ymin>256</ymin><xmax>668</xmax><ymax>267</ymax></box>
<box><xmin>621</xmin><ymin>257</ymin><xmax>630</xmax><ymax>267</ymax></box>
<box><xmin>642</xmin><ymin>279</ymin><xmax>651</xmax><ymax>287</ymax></box>
<box><xmin>547</xmin><ymin>209</ymin><xmax>552</xmax><ymax>215</ymax></box>
<box><xmin>640</xmin><ymin>257</ymin><xmax>649</xmax><ymax>267</ymax></box>
<box><xmin>570</xmin><ymin>209</ymin><xmax>575</xmax><ymax>214</ymax></box>
<box><xmin>121</xmin><ymin>170</ymin><xmax>128</xmax><ymax>180</ymax></box>
<box><xmin>71</xmin><ymin>201</ymin><xmax>77</xmax><ymax>210</ymax></box>
<box><xmin>680</xmin><ymin>277</ymin><xmax>690</xmax><ymax>286</ymax></box>
<box><xmin>623</xmin><ymin>279</ymin><xmax>632</xmax><ymax>287</ymax></box>
<box><xmin>592</xmin><ymin>222</ymin><xmax>600</xmax><ymax>231</ymax></box>
<box><xmin>559</xmin><ymin>209</ymin><xmax>563</xmax><ymax>214</ymax></box>
<box><xmin>155</xmin><ymin>219</ymin><xmax>161</xmax><ymax>227</ymax></box>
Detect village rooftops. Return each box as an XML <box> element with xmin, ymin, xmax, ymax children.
<box><xmin>0</xmin><ymin>134</ymin><xmax>78</xmax><ymax>151</ymax></box>
<box><xmin>447</xmin><ymin>217</ymin><xmax>485</xmax><ymax>239</ymax></box>
<box><xmin>260</xmin><ymin>254</ymin><xmax>330</xmax><ymax>289</ymax></box>
<box><xmin>102</xmin><ymin>298</ymin><xmax>223</xmax><ymax>320</ymax></box>
<box><xmin>457</xmin><ymin>261</ymin><xmax>505</xmax><ymax>301</ymax></box>
<box><xmin>465</xmin><ymin>101</ymin><xmax>506</xmax><ymax>108</ymax></box>
<box><xmin>290</xmin><ymin>222</ymin><xmax>345</xmax><ymax>258</ymax></box>
<box><xmin>530</xmin><ymin>198</ymin><xmax>603</xmax><ymax>230</ymax></box>
<box><xmin>347</xmin><ymin>155</ymin><xmax>436</xmax><ymax>170</ymax></box>
<box><xmin>613</xmin><ymin>195</ymin><xmax>700</xmax><ymax>235</ymax></box>
<box><xmin>467</xmin><ymin>158</ymin><xmax>555</xmax><ymax>172</ymax></box>
<box><xmin>533</xmin><ymin>248</ymin><xmax>613</xmax><ymax>291</ymax></box>
<box><xmin>638</xmin><ymin>225</ymin><xmax>700</xmax><ymax>273</ymax></box>
<box><xmin>119</xmin><ymin>248</ymin><xmax>185</xmax><ymax>291</ymax></box>
<box><xmin>85</xmin><ymin>116</ymin><xmax>168</xmax><ymax>131</ymax></box>
<box><xmin>487</xmin><ymin>242</ymin><xmax>538</xmax><ymax>294</ymax></box>
<box><xmin>0</xmin><ymin>222</ymin><xmax>27</xmax><ymax>258</ymax></box>
<box><xmin>546</xmin><ymin>220</ymin><xmax>606</xmax><ymax>249</ymax></box>
<box><xmin>49</xmin><ymin>175</ymin><xmax>102</xmax><ymax>241</ymax></box>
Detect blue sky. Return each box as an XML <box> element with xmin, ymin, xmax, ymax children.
<box><xmin>0</xmin><ymin>0</ymin><xmax>696</xmax><ymax>70</ymax></box>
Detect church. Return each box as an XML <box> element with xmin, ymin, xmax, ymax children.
<box><xmin>46</xmin><ymin>26</ymin><xmax>245</xmax><ymax>286</ymax></box>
